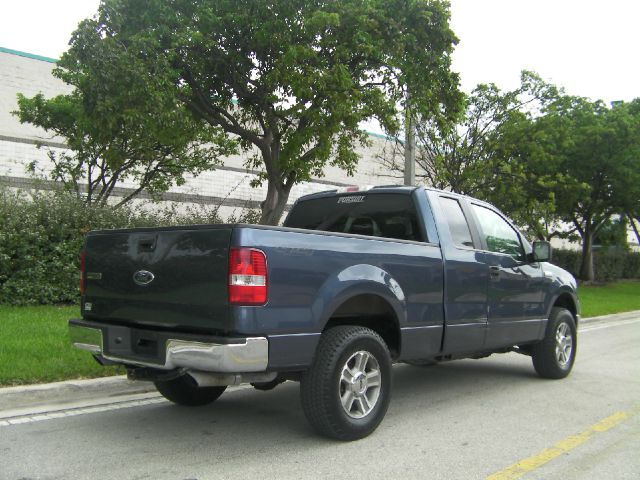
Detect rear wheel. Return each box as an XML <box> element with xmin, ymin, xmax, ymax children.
<box><xmin>154</xmin><ymin>374</ymin><xmax>226</xmax><ymax>406</ymax></box>
<box><xmin>300</xmin><ymin>325</ymin><xmax>392</xmax><ymax>441</ymax></box>
<box><xmin>532</xmin><ymin>307</ymin><xmax>577</xmax><ymax>379</ymax></box>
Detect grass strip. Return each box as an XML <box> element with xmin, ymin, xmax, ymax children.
<box><xmin>578</xmin><ymin>280</ymin><xmax>640</xmax><ymax>318</ymax></box>
<box><xmin>0</xmin><ymin>305</ymin><xmax>123</xmax><ymax>386</ymax></box>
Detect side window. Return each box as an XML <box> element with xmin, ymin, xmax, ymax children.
<box><xmin>471</xmin><ymin>204</ymin><xmax>523</xmax><ymax>258</ymax></box>
<box><xmin>438</xmin><ymin>197</ymin><xmax>474</xmax><ymax>248</ymax></box>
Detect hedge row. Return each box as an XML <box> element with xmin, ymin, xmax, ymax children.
<box><xmin>0</xmin><ymin>188</ymin><xmax>258</xmax><ymax>305</ymax></box>
<box><xmin>551</xmin><ymin>248</ymin><xmax>640</xmax><ymax>282</ymax></box>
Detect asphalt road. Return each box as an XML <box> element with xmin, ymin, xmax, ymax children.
<box><xmin>1</xmin><ymin>316</ymin><xmax>639</xmax><ymax>480</ymax></box>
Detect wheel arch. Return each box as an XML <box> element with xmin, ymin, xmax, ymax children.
<box><xmin>551</xmin><ymin>291</ymin><xmax>579</xmax><ymax>325</ymax></box>
<box><xmin>323</xmin><ymin>293</ymin><xmax>402</xmax><ymax>359</ymax></box>
<box><xmin>311</xmin><ymin>264</ymin><xmax>407</xmax><ymax>359</ymax></box>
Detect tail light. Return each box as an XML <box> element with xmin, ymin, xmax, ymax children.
<box><xmin>79</xmin><ymin>250</ymin><xmax>86</xmax><ymax>295</ymax></box>
<box><xmin>336</xmin><ymin>185</ymin><xmax>374</xmax><ymax>193</ymax></box>
<box><xmin>228</xmin><ymin>248</ymin><xmax>268</xmax><ymax>305</ymax></box>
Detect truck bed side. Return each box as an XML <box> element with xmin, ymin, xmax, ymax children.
<box><xmin>230</xmin><ymin>226</ymin><xmax>444</xmax><ymax>369</ymax></box>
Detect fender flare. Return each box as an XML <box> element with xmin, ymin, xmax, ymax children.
<box><xmin>310</xmin><ymin>264</ymin><xmax>407</xmax><ymax>331</ymax></box>
<box><xmin>546</xmin><ymin>287</ymin><xmax>580</xmax><ymax>320</ymax></box>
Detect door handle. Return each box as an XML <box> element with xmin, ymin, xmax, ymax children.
<box><xmin>489</xmin><ymin>266</ymin><xmax>500</xmax><ymax>278</ymax></box>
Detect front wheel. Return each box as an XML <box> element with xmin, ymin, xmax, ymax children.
<box><xmin>154</xmin><ymin>374</ymin><xmax>226</xmax><ymax>406</ymax></box>
<box><xmin>532</xmin><ymin>307</ymin><xmax>577</xmax><ymax>379</ymax></box>
<box><xmin>300</xmin><ymin>326</ymin><xmax>392</xmax><ymax>441</ymax></box>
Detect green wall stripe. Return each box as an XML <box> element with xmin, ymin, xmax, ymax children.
<box><xmin>0</xmin><ymin>46</ymin><xmax>57</xmax><ymax>63</ymax></box>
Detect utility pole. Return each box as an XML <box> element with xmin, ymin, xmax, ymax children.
<box><xmin>404</xmin><ymin>89</ymin><xmax>415</xmax><ymax>186</ymax></box>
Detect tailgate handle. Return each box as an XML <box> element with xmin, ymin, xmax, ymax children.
<box><xmin>138</xmin><ymin>236</ymin><xmax>157</xmax><ymax>252</ymax></box>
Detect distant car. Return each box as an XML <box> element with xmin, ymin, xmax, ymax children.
<box><xmin>70</xmin><ymin>186</ymin><xmax>579</xmax><ymax>440</ymax></box>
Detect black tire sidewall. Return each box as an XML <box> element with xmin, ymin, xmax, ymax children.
<box><xmin>329</xmin><ymin>335</ymin><xmax>392</xmax><ymax>434</ymax></box>
<box><xmin>554</xmin><ymin>312</ymin><xmax>577</xmax><ymax>373</ymax></box>
<box><xmin>533</xmin><ymin>308</ymin><xmax>577</xmax><ymax>378</ymax></box>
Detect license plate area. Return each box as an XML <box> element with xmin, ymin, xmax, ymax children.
<box><xmin>104</xmin><ymin>326</ymin><xmax>165</xmax><ymax>364</ymax></box>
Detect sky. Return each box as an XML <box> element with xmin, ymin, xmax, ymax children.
<box><xmin>0</xmin><ymin>0</ymin><xmax>638</xmax><ymax>104</ymax></box>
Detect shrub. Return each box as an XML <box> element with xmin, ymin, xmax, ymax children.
<box><xmin>549</xmin><ymin>250</ymin><xmax>581</xmax><ymax>279</ymax></box>
<box><xmin>0</xmin><ymin>187</ymin><xmax>258</xmax><ymax>305</ymax></box>
<box><xmin>551</xmin><ymin>248</ymin><xmax>640</xmax><ymax>282</ymax></box>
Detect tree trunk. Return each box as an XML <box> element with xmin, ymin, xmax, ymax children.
<box><xmin>259</xmin><ymin>180</ymin><xmax>291</xmax><ymax>225</ymax></box>
<box><xmin>257</xmin><ymin>142</ymin><xmax>295</xmax><ymax>225</ymax></box>
<box><xmin>579</xmin><ymin>231</ymin><xmax>595</xmax><ymax>281</ymax></box>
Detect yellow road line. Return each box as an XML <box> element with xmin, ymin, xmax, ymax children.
<box><xmin>486</xmin><ymin>409</ymin><xmax>636</xmax><ymax>480</ymax></box>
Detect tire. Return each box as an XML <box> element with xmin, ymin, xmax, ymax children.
<box><xmin>300</xmin><ymin>325</ymin><xmax>392</xmax><ymax>441</ymax></box>
<box><xmin>531</xmin><ymin>307</ymin><xmax>577</xmax><ymax>379</ymax></box>
<box><xmin>154</xmin><ymin>374</ymin><xmax>226</xmax><ymax>406</ymax></box>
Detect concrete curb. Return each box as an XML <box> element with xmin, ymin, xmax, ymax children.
<box><xmin>1</xmin><ymin>310</ymin><xmax>638</xmax><ymax>413</ymax></box>
<box><xmin>0</xmin><ymin>375</ymin><xmax>155</xmax><ymax>412</ymax></box>
<box><xmin>578</xmin><ymin>310</ymin><xmax>640</xmax><ymax>324</ymax></box>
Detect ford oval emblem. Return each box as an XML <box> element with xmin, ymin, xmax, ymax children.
<box><xmin>133</xmin><ymin>270</ymin><xmax>155</xmax><ymax>286</ymax></box>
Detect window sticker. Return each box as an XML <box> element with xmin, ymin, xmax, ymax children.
<box><xmin>337</xmin><ymin>195</ymin><xmax>365</xmax><ymax>204</ymax></box>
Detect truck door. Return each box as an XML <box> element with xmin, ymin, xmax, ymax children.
<box><xmin>467</xmin><ymin>203</ymin><xmax>545</xmax><ymax>348</ymax></box>
<box><xmin>430</xmin><ymin>193</ymin><xmax>489</xmax><ymax>354</ymax></box>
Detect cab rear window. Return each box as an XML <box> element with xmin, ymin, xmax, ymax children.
<box><xmin>284</xmin><ymin>194</ymin><xmax>424</xmax><ymax>242</ymax></box>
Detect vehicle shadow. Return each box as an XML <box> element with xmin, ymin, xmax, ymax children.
<box><xmin>89</xmin><ymin>353</ymin><xmax>539</xmax><ymax>450</ymax></box>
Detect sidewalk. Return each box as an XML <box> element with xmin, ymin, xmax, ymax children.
<box><xmin>1</xmin><ymin>310</ymin><xmax>638</xmax><ymax>415</ymax></box>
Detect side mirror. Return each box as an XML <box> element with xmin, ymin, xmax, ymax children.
<box><xmin>529</xmin><ymin>241</ymin><xmax>552</xmax><ymax>263</ymax></box>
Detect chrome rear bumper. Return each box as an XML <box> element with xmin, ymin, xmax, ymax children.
<box><xmin>69</xmin><ymin>321</ymin><xmax>268</xmax><ymax>373</ymax></box>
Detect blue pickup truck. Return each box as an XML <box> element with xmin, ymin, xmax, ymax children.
<box><xmin>70</xmin><ymin>186</ymin><xmax>579</xmax><ymax>440</ymax></box>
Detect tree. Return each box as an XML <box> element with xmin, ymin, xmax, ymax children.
<box><xmin>63</xmin><ymin>0</ymin><xmax>461</xmax><ymax>224</ymax></box>
<box><xmin>485</xmin><ymin>90</ymin><xmax>580</xmax><ymax>242</ymax></box>
<box><xmin>14</xmin><ymin>33</ymin><xmax>237</xmax><ymax>207</ymax></box>
<box><xmin>518</xmin><ymin>97</ymin><xmax>640</xmax><ymax>280</ymax></box>
<box><xmin>622</xmin><ymin>99</ymin><xmax>640</xmax><ymax>247</ymax></box>
<box><xmin>414</xmin><ymin>71</ymin><xmax>557</xmax><ymax>195</ymax></box>
<box><xmin>15</xmin><ymin>94</ymin><xmax>235</xmax><ymax>207</ymax></box>
<box><xmin>380</xmin><ymin>70</ymin><xmax>564</xmax><ymax>238</ymax></box>
<box><xmin>382</xmin><ymin>70</ymin><xmax>640</xmax><ymax>280</ymax></box>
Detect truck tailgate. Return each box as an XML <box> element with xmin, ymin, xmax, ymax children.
<box><xmin>82</xmin><ymin>226</ymin><xmax>233</xmax><ymax>333</ymax></box>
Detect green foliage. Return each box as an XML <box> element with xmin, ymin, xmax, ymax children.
<box><xmin>390</xmin><ymin>71</ymin><xmax>564</xmax><ymax>239</ymax></box>
<box><xmin>66</xmin><ymin>0</ymin><xmax>462</xmax><ymax>224</ymax></box>
<box><xmin>410</xmin><ymin>71</ymin><xmax>556</xmax><ymax>195</ymax></box>
<box><xmin>578</xmin><ymin>281</ymin><xmax>640</xmax><ymax>318</ymax></box>
<box><xmin>552</xmin><ymin>249</ymin><xmax>640</xmax><ymax>283</ymax></box>
<box><xmin>595</xmin><ymin>217</ymin><xmax>629</xmax><ymax>248</ymax></box>
<box><xmin>406</xmin><ymin>69</ymin><xmax>639</xmax><ymax>281</ymax></box>
<box><xmin>0</xmin><ymin>187</ymin><xmax>258</xmax><ymax>305</ymax></box>
<box><xmin>0</xmin><ymin>305</ymin><xmax>124</xmax><ymax>385</ymax></box>
<box><xmin>505</xmin><ymin>96</ymin><xmax>640</xmax><ymax>280</ymax></box>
